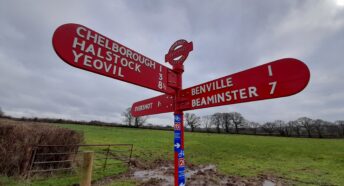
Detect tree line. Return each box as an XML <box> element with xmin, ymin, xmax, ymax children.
<box><xmin>1</xmin><ymin>106</ymin><xmax>343</xmax><ymax>138</ymax></box>
<box><xmin>185</xmin><ymin>112</ymin><xmax>344</xmax><ymax>138</ymax></box>
<box><xmin>122</xmin><ymin>107</ymin><xmax>344</xmax><ymax>138</ymax></box>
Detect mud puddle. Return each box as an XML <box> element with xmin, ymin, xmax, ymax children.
<box><xmin>263</xmin><ymin>180</ymin><xmax>276</xmax><ymax>186</ymax></box>
<box><xmin>129</xmin><ymin>159</ymin><xmax>285</xmax><ymax>186</ymax></box>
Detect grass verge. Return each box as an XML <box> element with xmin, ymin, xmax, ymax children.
<box><xmin>3</xmin><ymin>123</ymin><xmax>343</xmax><ymax>185</ymax></box>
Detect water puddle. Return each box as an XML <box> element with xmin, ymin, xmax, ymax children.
<box><xmin>130</xmin><ymin>160</ymin><xmax>283</xmax><ymax>186</ymax></box>
<box><xmin>133</xmin><ymin>165</ymin><xmax>173</xmax><ymax>184</ymax></box>
<box><xmin>93</xmin><ymin>158</ymin><xmax>284</xmax><ymax>185</ymax></box>
<box><xmin>132</xmin><ymin>164</ymin><xmax>218</xmax><ymax>185</ymax></box>
<box><xmin>263</xmin><ymin>180</ymin><xmax>276</xmax><ymax>186</ymax></box>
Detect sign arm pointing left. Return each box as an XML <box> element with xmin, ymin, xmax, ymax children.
<box><xmin>52</xmin><ymin>23</ymin><xmax>177</xmax><ymax>94</ymax></box>
<box><xmin>131</xmin><ymin>94</ymin><xmax>174</xmax><ymax>117</ymax></box>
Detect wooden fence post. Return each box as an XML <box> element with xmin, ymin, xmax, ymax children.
<box><xmin>80</xmin><ymin>151</ymin><xmax>94</xmax><ymax>186</ymax></box>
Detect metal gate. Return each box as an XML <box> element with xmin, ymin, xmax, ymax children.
<box><xmin>27</xmin><ymin>144</ymin><xmax>133</xmax><ymax>178</ymax></box>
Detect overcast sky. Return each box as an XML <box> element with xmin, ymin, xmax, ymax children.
<box><xmin>1</xmin><ymin>0</ymin><xmax>344</xmax><ymax>126</ymax></box>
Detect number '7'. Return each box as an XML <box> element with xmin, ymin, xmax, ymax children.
<box><xmin>269</xmin><ymin>81</ymin><xmax>277</xmax><ymax>95</ymax></box>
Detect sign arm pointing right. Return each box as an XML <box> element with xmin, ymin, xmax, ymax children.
<box><xmin>180</xmin><ymin>58</ymin><xmax>310</xmax><ymax>111</ymax></box>
<box><xmin>132</xmin><ymin>58</ymin><xmax>310</xmax><ymax>116</ymax></box>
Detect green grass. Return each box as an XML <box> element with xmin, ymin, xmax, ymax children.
<box><xmin>59</xmin><ymin>124</ymin><xmax>344</xmax><ymax>185</ymax></box>
<box><xmin>2</xmin><ymin>124</ymin><xmax>343</xmax><ymax>185</ymax></box>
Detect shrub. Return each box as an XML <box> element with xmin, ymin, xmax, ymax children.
<box><xmin>0</xmin><ymin>119</ymin><xmax>83</xmax><ymax>176</ymax></box>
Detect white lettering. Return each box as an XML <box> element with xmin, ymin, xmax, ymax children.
<box><xmin>96</xmin><ymin>47</ymin><xmax>104</xmax><ymax>59</ymax></box>
<box><xmin>72</xmin><ymin>50</ymin><xmax>83</xmax><ymax>63</ymax></box>
<box><xmin>112</xmin><ymin>43</ymin><xmax>119</xmax><ymax>52</ymax></box>
<box><xmin>120</xmin><ymin>58</ymin><xmax>128</xmax><ymax>67</ymax></box>
<box><xmin>85</xmin><ymin>44</ymin><xmax>95</xmax><ymax>55</ymax></box>
<box><xmin>118</xmin><ymin>66</ymin><xmax>124</xmax><ymax>77</ymax></box>
<box><xmin>72</xmin><ymin>37</ymin><xmax>85</xmax><ymax>51</ymax></box>
<box><xmin>269</xmin><ymin>82</ymin><xmax>277</xmax><ymax>95</ymax></box>
<box><xmin>119</xmin><ymin>47</ymin><xmax>126</xmax><ymax>56</ymax></box>
<box><xmin>105</xmin><ymin>51</ymin><xmax>112</xmax><ymax>61</ymax></box>
<box><xmin>105</xmin><ymin>38</ymin><xmax>111</xmax><ymax>50</ymax></box>
<box><xmin>190</xmin><ymin>77</ymin><xmax>234</xmax><ymax>96</ymax></box>
<box><xmin>239</xmin><ymin>88</ymin><xmax>247</xmax><ymax>99</ymax></box>
<box><xmin>73</xmin><ymin>27</ymin><xmax>159</xmax><ymax>72</ymax></box>
<box><xmin>104</xmin><ymin>62</ymin><xmax>112</xmax><ymax>73</ymax></box>
<box><xmin>268</xmin><ymin>65</ymin><xmax>273</xmax><ymax>76</ymax></box>
<box><xmin>76</xmin><ymin>27</ymin><xmax>86</xmax><ymax>38</ymax></box>
<box><xmin>112</xmin><ymin>66</ymin><xmax>124</xmax><ymax>77</ymax></box>
<box><xmin>232</xmin><ymin>90</ymin><xmax>238</xmax><ymax>100</ymax></box>
<box><xmin>83</xmin><ymin>55</ymin><xmax>92</xmax><ymax>67</ymax></box>
<box><xmin>112</xmin><ymin>54</ymin><xmax>120</xmax><ymax>64</ymax></box>
<box><xmin>135</xmin><ymin>64</ymin><xmax>141</xmax><ymax>72</ymax></box>
<box><xmin>86</xmin><ymin>30</ymin><xmax>97</xmax><ymax>43</ymax></box>
<box><xmin>93</xmin><ymin>59</ymin><xmax>103</xmax><ymax>70</ymax></box>
<box><xmin>191</xmin><ymin>87</ymin><xmax>259</xmax><ymax>108</ymax></box>
<box><xmin>135</xmin><ymin>103</ymin><xmax>153</xmax><ymax>111</ymax></box>
<box><xmin>127</xmin><ymin>49</ymin><xmax>132</xmax><ymax>59</ymax></box>
<box><xmin>128</xmin><ymin>61</ymin><xmax>134</xmax><ymax>70</ymax></box>
<box><xmin>226</xmin><ymin>77</ymin><xmax>233</xmax><ymax>87</ymax></box>
<box><xmin>132</xmin><ymin>53</ymin><xmax>139</xmax><ymax>61</ymax></box>
<box><xmin>97</xmin><ymin>35</ymin><xmax>105</xmax><ymax>47</ymax></box>
<box><xmin>249</xmin><ymin>87</ymin><xmax>258</xmax><ymax>97</ymax></box>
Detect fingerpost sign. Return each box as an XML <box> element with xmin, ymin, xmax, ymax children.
<box><xmin>178</xmin><ymin>58</ymin><xmax>310</xmax><ymax>111</ymax></box>
<box><xmin>52</xmin><ymin>23</ymin><xmax>177</xmax><ymax>94</ymax></box>
<box><xmin>131</xmin><ymin>94</ymin><xmax>174</xmax><ymax>117</ymax></box>
<box><xmin>53</xmin><ymin>24</ymin><xmax>310</xmax><ymax>186</ymax></box>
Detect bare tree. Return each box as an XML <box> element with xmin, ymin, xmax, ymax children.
<box><xmin>289</xmin><ymin>120</ymin><xmax>302</xmax><ymax>137</ymax></box>
<box><xmin>335</xmin><ymin>120</ymin><xmax>344</xmax><ymax>137</ymax></box>
<box><xmin>133</xmin><ymin>116</ymin><xmax>148</xmax><ymax>128</ymax></box>
<box><xmin>229</xmin><ymin>112</ymin><xmax>244</xmax><ymax>134</ymax></box>
<box><xmin>313</xmin><ymin>119</ymin><xmax>325</xmax><ymax>138</ymax></box>
<box><xmin>248</xmin><ymin>121</ymin><xmax>260</xmax><ymax>134</ymax></box>
<box><xmin>221</xmin><ymin>113</ymin><xmax>232</xmax><ymax>133</ymax></box>
<box><xmin>211</xmin><ymin>113</ymin><xmax>222</xmax><ymax>133</ymax></box>
<box><xmin>298</xmin><ymin>117</ymin><xmax>314</xmax><ymax>138</ymax></box>
<box><xmin>275</xmin><ymin>120</ymin><xmax>286</xmax><ymax>136</ymax></box>
<box><xmin>324</xmin><ymin>122</ymin><xmax>338</xmax><ymax>137</ymax></box>
<box><xmin>0</xmin><ymin>107</ymin><xmax>3</xmax><ymax>117</ymax></box>
<box><xmin>200</xmin><ymin>115</ymin><xmax>212</xmax><ymax>132</ymax></box>
<box><xmin>285</xmin><ymin>121</ymin><xmax>295</xmax><ymax>137</ymax></box>
<box><xmin>262</xmin><ymin>122</ymin><xmax>276</xmax><ymax>135</ymax></box>
<box><xmin>184</xmin><ymin>113</ymin><xmax>200</xmax><ymax>132</ymax></box>
<box><xmin>122</xmin><ymin>107</ymin><xmax>133</xmax><ymax>126</ymax></box>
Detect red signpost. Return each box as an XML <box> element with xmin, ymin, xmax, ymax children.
<box><xmin>53</xmin><ymin>24</ymin><xmax>310</xmax><ymax>186</ymax></box>
<box><xmin>52</xmin><ymin>23</ymin><xmax>177</xmax><ymax>94</ymax></box>
<box><xmin>165</xmin><ymin>40</ymin><xmax>193</xmax><ymax>70</ymax></box>
<box><xmin>131</xmin><ymin>94</ymin><xmax>174</xmax><ymax>117</ymax></box>
<box><xmin>178</xmin><ymin>58</ymin><xmax>310</xmax><ymax>111</ymax></box>
<box><xmin>132</xmin><ymin>58</ymin><xmax>310</xmax><ymax>114</ymax></box>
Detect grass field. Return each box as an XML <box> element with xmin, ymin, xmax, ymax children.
<box><xmin>2</xmin><ymin>123</ymin><xmax>344</xmax><ymax>185</ymax></box>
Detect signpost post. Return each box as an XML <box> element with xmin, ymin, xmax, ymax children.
<box><xmin>165</xmin><ymin>40</ymin><xmax>193</xmax><ymax>186</ymax></box>
<box><xmin>53</xmin><ymin>24</ymin><xmax>310</xmax><ymax>186</ymax></box>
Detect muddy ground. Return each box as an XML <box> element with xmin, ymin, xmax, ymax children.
<box><xmin>94</xmin><ymin>159</ymin><xmax>288</xmax><ymax>186</ymax></box>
